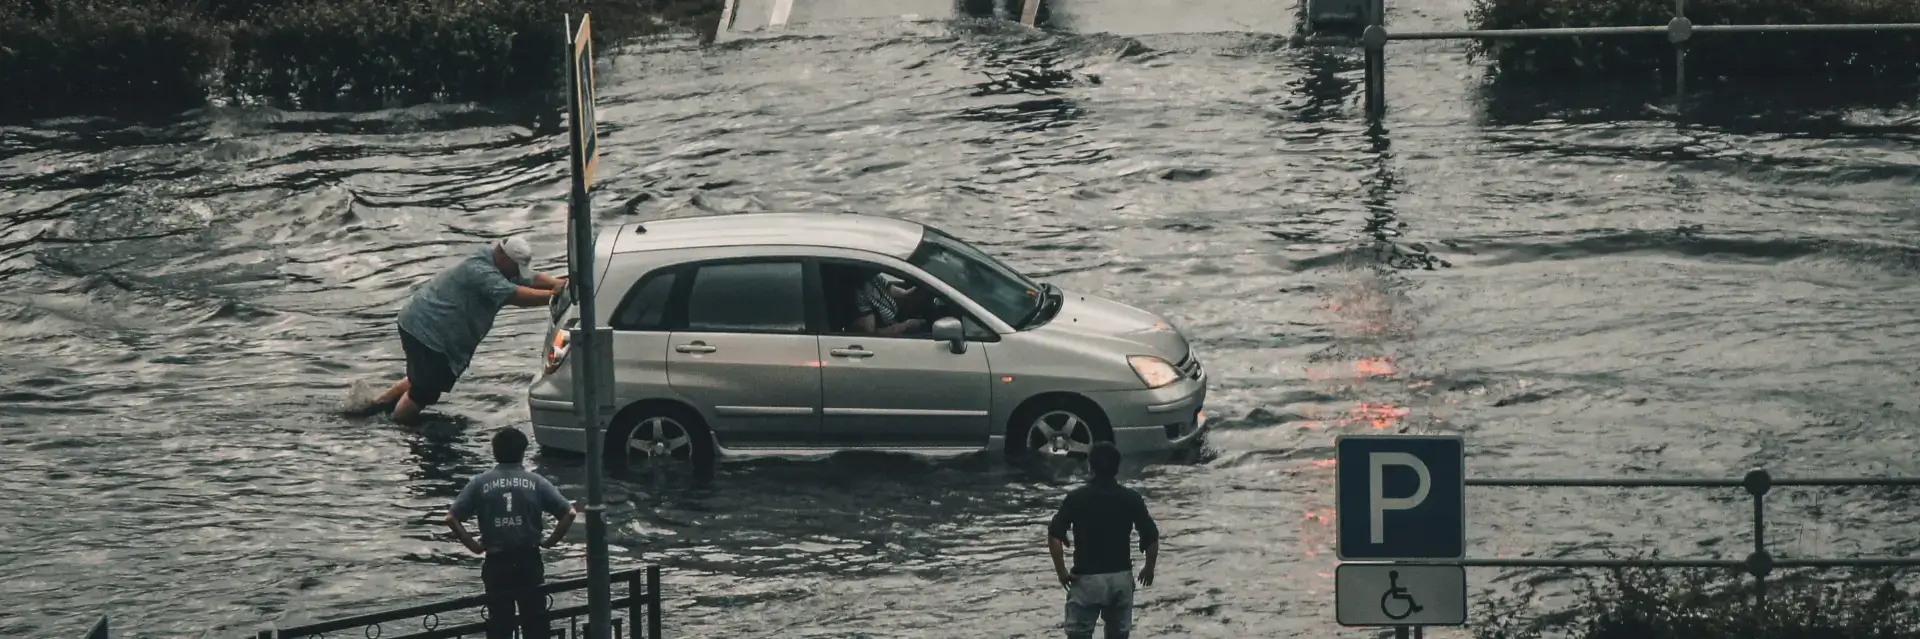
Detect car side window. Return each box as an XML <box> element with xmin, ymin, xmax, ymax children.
<box><xmin>611</xmin><ymin>271</ymin><xmax>677</xmax><ymax>331</ymax></box>
<box><xmin>684</xmin><ymin>261</ymin><xmax>807</xmax><ymax>334</ymax></box>
<box><xmin>822</xmin><ymin>261</ymin><xmax>994</xmax><ymax>340</ymax></box>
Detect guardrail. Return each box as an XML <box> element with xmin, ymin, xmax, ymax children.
<box><xmin>1405</xmin><ymin>471</ymin><xmax>1920</xmax><ymax>591</ymax></box>
<box><xmin>255</xmin><ymin>565</ymin><xmax>662</xmax><ymax>639</ymax></box>
<box><xmin>1374</xmin><ymin>470</ymin><xmax>1920</xmax><ymax>639</ymax></box>
<box><xmin>1327</xmin><ymin>0</ymin><xmax>1920</xmax><ymax>120</ymax></box>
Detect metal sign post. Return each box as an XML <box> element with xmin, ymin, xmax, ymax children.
<box><xmin>564</xmin><ymin>12</ymin><xmax>612</xmax><ymax>639</ymax></box>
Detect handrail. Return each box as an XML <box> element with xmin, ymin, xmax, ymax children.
<box><xmin>1388</xmin><ymin>22</ymin><xmax>1920</xmax><ymax>40</ymax></box>
<box><xmin>1333</xmin><ymin>0</ymin><xmax>1920</xmax><ymax>119</ymax></box>
<box><xmin>1381</xmin><ymin>470</ymin><xmax>1920</xmax><ymax>601</ymax></box>
<box><xmin>257</xmin><ymin>564</ymin><xmax>663</xmax><ymax>639</ymax></box>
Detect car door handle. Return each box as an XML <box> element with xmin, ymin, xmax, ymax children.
<box><xmin>829</xmin><ymin>347</ymin><xmax>874</xmax><ymax>359</ymax></box>
<box><xmin>675</xmin><ymin>342</ymin><xmax>717</xmax><ymax>354</ymax></box>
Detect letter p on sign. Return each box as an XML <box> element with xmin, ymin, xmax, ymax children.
<box><xmin>1368</xmin><ymin>452</ymin><xmax>1429</xmax><ymax>543</ymax></box>
<box><xmin>1335</xmin><ymin>435</ymin><xmax>1465</xmax><ymax>561</ymax></box>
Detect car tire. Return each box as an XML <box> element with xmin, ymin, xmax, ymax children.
<box><xmin>608</xmin><ymin>402</ymin><xmax>716</xmax><ymax>480</ymax></box>
<box><xmin>1007</xmin><ymin>395</ymin><xmax>1113</xmax><ymax>460</ymax></box>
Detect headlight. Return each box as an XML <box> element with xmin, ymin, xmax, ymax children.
<box><xmin>1128</xmin><ymin>355</ymin><xmax>1180</xmax><ymax>389</ymax></box>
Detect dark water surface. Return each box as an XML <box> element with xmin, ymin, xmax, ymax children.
<box><xmin>7</xmin><ymin>1</ymin><xmax>1920</xmax><ymax>637</ymax></box>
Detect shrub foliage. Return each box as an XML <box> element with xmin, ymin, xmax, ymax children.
<box><xmin>1465</xmin><ymin>0</ymin><xmax>1920</xmax><ymax>81</ymax></box>
<box><xmin>0</xmin><ymin>0</ymin><xmax>720</xmax><ymax>117</ymax></box>
<box><xmin>1476</xmin><ymin>565</ymin><xmax>1920</xmax><ymax>639</ymax></box>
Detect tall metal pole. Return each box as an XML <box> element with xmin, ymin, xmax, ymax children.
<box><xmin>564</xmin><ymin>13</ymin><xmax>613</xmax><ymax>639</ymax></box>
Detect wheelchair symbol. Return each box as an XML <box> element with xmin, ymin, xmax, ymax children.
<box><xmin>1379</xmin><ymin>570</ymin><xmax>1424</xmax><ymax>620</ymax></box>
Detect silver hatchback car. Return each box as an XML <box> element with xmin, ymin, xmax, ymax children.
<box><xmin>526</xmin><ymin>212</ymin><xmax>1208</xmax><ymax>474</ymax></box>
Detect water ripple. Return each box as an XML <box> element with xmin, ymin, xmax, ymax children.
<box><xmin>4</xmin><ymin>5</ymin><xmax>1920</xmax><ymax>638</ymax></box>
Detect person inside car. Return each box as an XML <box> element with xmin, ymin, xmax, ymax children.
<box><xmin>841</xmin><ymin>266</ymin><xmax>931</xmax><ymax>337</ymax></box>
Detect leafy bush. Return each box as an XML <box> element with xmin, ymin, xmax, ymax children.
<box><xmin>0</xmin><ymin>0</ymin><xmax>230</xmax><ymax>117</ymax></box>
<box><xmin>1477</xmin><ymin>565</ymin><xmax>1920</xmax><ymax>639</ymax></box>
<box><xmin>224</xmin><ymin>0</ymin><xmax>569</xmax><ymax>108</ymax></box>
<box><xmin>1466</xmin><ymin>0</ymin><xmax>1920</xmax><ymax>81</ymax></box>
<box><xmin>0</xmin><ymin>0</ymin><xmax>721</xmax><ymax>117</ymax></box>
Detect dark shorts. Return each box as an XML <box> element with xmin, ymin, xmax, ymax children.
<box><xmin>482</xmin><ymin>548</ymin><xmax>547</xmax><ymax>639</ymax></box>
<box><xmin>400</xmin><ymin>327</ymin><xmax>456</xmax><ymax>406</ymax></box>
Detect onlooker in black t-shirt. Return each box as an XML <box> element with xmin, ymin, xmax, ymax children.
<box><xmin>1047</xmin><ymin>442</ymin><xmax>1159</xmax><ymax>639</ymax></box>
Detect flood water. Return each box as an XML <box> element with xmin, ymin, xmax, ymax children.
<box><xmin>7</xmin><ymin>0</ymin><xmax>1920</xmax><ymax>637</ymax></box>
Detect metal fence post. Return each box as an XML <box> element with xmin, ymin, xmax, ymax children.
<box><xmin>627</xmin><ymin>568</ymin><xmax>642</xmax><ymax>639</ymax></box>
<box><xmin>1363</xmin><ymin>25</ymin><xmax>1387</xmax><ymax>120</ymax></box>
<box><xmin>647</xmin><ymin>565</ymin><xmax>663</xmax><ymax>639</ymax></box>
<box><xmin>1669</xmin><ymin>0</ymin><xmax>1692</xmax><ymax>112</ymax></box>
<box><xmin>1744</xmin><ymin>469</ymin><xmax>1774</xmax><ymax>606</ymax></box>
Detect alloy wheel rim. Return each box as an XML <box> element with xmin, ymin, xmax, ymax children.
<box><xmin>628</xmin><ymin>416</ymin><xmax>693</xmax><ymax>466</ymax></box>
<box><xmin>1028</xmin><ymin>410</ymin><xmax>1092</xmax><ymax>457</ymax></box>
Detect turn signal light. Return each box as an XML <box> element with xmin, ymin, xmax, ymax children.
<box><xmin>545</xmin><ymin>329</ymin><xmax>572</xmax><ymax>375</ymax></box>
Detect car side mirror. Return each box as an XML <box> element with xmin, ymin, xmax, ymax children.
<box><xmin>931</xmin><ymin>317</ymin><xmax>966</xmax><ymax>354</ymax></box>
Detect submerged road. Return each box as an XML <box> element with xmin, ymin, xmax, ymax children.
<box><xmin>7</xmin><ymin>0</ymin><xmax>1920</xmax><ymax>636</ymax></box>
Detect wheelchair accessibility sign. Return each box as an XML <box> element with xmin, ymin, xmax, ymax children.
<box><xmin>1334</xmin><ymin>564</ymin><xmax>1467</xmax><ymax>626</ymax></box>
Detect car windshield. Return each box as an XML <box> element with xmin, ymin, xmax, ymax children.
<box><xmin>909</xmin><ymin>228</ymin><xmax>1045</xmax><ymax>327</ymax></box>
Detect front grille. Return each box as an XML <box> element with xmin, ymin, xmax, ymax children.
<box><xmin>1175</xmin><ymin>352</ymin><xmax>1204</xmax><ymax>382</ymax></box>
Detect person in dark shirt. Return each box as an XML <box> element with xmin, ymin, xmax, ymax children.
<box><xmin>1047</xmin><ymin>441</ymin><xmax>1159</xmax><ymax>639</ymax></box>
<box><xmin>447</xmin><ymin>428</ymin><xmax>578</xmax><ymax>639</ymax></box>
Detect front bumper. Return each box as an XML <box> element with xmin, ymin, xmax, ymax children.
<box><xmin>1084</xmin><ymin>380</ymin><xmax>1210</xmax><ymax>454</ymax></box>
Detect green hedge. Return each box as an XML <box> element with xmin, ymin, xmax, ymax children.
<box><xmin>0</xmin><ymin>0</ymin><xmax>719</xmax><ymax>118</ymax></box>
<box><xmin>1466</xmin><ymin>0</ymin><xmax>1920</xmax><ymax>80</ymax></box>
<box><xmin>1477</xmin><ymin>564</ymin><xmax>1920</xmax><ymax>639</ymax></box>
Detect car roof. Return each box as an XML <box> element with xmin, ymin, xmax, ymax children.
<box><xmin>610</xmin><ymin>212</ymin><xmax>927</xmax><ymax>259</ymax></box>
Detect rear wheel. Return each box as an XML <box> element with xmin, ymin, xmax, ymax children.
<box><xmin>609</xmin><ymin>403</ymin><xmax>715</xmax><ymax>480</ymax></box>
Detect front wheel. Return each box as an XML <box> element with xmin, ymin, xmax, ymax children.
<box><xmin>1009</xmin><ymin>397</ymin><xmax>1113</xmax><ymax>460</ymax></box>
<box><xmin>610</xmin><ymin>404</ymin><xmax>715</xmax><ymax>480</ymax></box>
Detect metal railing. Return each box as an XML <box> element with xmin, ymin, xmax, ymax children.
<box><xmin>255</xmin><ymin>565</ymin><xmax>662</xmax><ymax>639</ymax></box>
<box><xmin>1387</xmin><ymin>470</ymin><xmax>1920</xmax><ymax>599</ymax></box>
<box><xmin>1329</xmin><ymin>0</ymin><xmax>1920</xmax><ymax>120</ymax></box>
<box><xmin>1368</xmin><ymin>470</ymin><xmax>1920</xmax><ymax>639</ymax></box>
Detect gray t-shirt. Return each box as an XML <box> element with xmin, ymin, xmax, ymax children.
<box><xmin>397</xmin><ymin>246</ymin><xmax>532</xmax><ymax>377</ymax></box>
<box><xmin>449</xmin><ymin>463</ymin><xmax>574</xmax><ymax>554</ymax></box>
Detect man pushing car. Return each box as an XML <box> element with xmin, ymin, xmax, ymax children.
<box><xmin>347</xmin><ymin>236</ymin><xmax>566</xmax><ymax>424</ymax></box>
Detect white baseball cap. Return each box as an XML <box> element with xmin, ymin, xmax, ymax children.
<box><xmin>494</xmin><ymin>236</ymin><xmax>533</xmax><ymax>279</ymax></box>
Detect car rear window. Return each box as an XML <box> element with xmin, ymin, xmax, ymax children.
<box><xmin>548</xmin><ymin>282</ymin><xmax>575</xmax><ymax>325</ymax></box>
<box><xmin>684</xmin><ymin>261</ymin><xmax>806</xmax><ymax>333</ymax></box>
<box><xmin>612</xmin><ymin>272</ymin><xmax>677</xmax><ymax>331</ymax></box>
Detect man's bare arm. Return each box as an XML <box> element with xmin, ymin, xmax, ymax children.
<box><xmin>1049</xmin><ymin>535</ymin><xmax>1072</xmax><ymax>587</ymax></box>
<box><xmin>445</xmin><ymin>512</ymin><xmax>484</xmax><ymax>554</ymax></box>
<box><xmin>543</xmin><ymin>507</ymin><xmax>577</xmax><ymax>548</ymax></box>
<box><xmin>508</xmin><ymin>286</ymin><xmax>558</xmax><ymax>307</ymax></box>
<box><xmin>532</xmin><ymin>272</ymin><xmax>568</xmax><ymax>291</ymax></box>
<box><xmin>1136</xmin><ymin>496</ymin><xmax>1159</xmax><ymax>586</ymax></box>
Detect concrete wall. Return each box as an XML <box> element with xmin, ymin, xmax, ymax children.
<box><xmin>1041</xmin><ymin>0</ymin><xmax>1296</xmax><ymax>36</ymax></box>
<box><xmin>716</xmin><ymin>0</ymin><xmax>1295</xmax><ymax>38</ymax></box>
<box><xmin>720</xmin><ymin>0</ymin><xmax>966</xmax><ymax>34</ymax></box>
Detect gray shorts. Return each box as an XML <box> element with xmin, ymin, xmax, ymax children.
<box><xmin>1064</xmin><ymin>570</ymin><xmax>1135</xmax><ymax>639</ymax></box>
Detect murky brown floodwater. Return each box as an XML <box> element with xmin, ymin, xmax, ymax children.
<box><xmin>7</xmin><ymin>0</ymin><xmax>1920</xmax><ymax>636</ymax></box>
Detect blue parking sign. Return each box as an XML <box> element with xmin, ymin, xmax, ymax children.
<box><xmin>1335</xmin><ymin>435</ymin><xmax>1465</xmax><ymax>560</ymax></box>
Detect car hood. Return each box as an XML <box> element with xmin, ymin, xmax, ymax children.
<box><xmin>1030</xmin><ymin>289</ymin><xmax>1190</xmax><ymax>362</ymax></box>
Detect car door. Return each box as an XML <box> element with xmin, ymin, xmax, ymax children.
<box><xmin>816</xmin><ymin>265</ymin><xmax>993</xmax><ymax>448</ymax></box>
<box><xmin>665</xmin><ymin>259</ymin><xmax>822</xmax><ymax>449</ymax></box>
